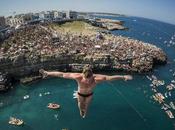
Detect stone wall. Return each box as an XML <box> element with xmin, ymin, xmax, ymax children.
<box><xmin>0</xmin><ymin>52</ymin><xmax>166</xmax><ymax>78</ymax></box>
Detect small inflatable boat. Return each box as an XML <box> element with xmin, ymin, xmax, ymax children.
<box><xmin>47</xmin><ymin>103</ymin><xmax>60</xmax><ymax>109</ymax></box>
<box><xmin>9</xmin><ymin>117</ymin><xmax>24</xmax><ymax>126</ymax></box>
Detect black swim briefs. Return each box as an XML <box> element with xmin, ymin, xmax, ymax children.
<box><xmin>78</xmin><ymin>92</ymin><xmax>93</xmax><ymax>97</ymax></box>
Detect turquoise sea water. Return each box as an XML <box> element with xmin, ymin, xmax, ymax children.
<box><xmin>1</xmin><ymin>16</ymin><xmax>175</xmax><ymax>130</ymax></box>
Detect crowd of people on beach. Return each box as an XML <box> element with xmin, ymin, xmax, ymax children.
<box><xmin>0</xmin><ymin>24</ymin><xmax>166</xmax><ymax>72</ymax></box>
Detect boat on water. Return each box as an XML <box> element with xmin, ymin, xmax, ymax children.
<box><xmin>153</xmin><ymin>93</ymin><xmax>165</xmax><ymax>104</ymax></box>
<box><xmin>161</xmin><ymin>105</ymin><xmax>168</xmax><ymax>110</ymax></box>
<box><xmin>166</xmin><ymin>84</ymin><xmax>175</xmax><ymax>90</ymax></box>
<box><xmin>23</xmin><ymin>95</ymin><xmax>29</xmax><ymax>100</ymax></box>
<box><xmin>146</xmin><ymin>75</ymin><xmax>152</xmax><ymax>81</ymax></box>
<box><xmin>157</xmin><ymin>93</ymin><xmax>165</xmax><ymax>99</ymax></box>
<box><xmin>170</xmin><ymin>102</ymin><xmax>175</xmax><ymax>110</ymax></box>
<box><xmin>171</xmin><ymin>80</ymin><xmax>175</xmax><ymax>83</ymax></box>
<box><xmin>168</xmin><ymin>92</ymin><xmax>171</xmax><ymax>97</ymax></box>
<box><xmin>151</xmin><ymin>75</ymin><xmax>157</xmax><ymax>80</ymax></box>
<box><xmin>44</xmin><ymin>92</ymin><xmax>50</xmax><ymax>95</ymax></box>
<box><xmin>150</xmin><ymin>84</ymin><xmax>154</xmax><ymax>87</ymax></box>
<box><xmin>152</xmin><ymin>88</ymin><xmax>157</xmax><ymax>93</ymax></box>
<box><xmin>164</xmin><ymin>92</ymin><xmax>168</xmax><ymax>98</ymax></box>
<box><xmin>152</xmin><ymin>80</ymin><xmax>165</xmax><ymax>87</ymax></box>
<box><xmin>164</xmin><ymin>41</ymin><xmax>168</xmax><ymax>44</ymax></box>
<box><xmin>9</xmin><ymin>117</ymin><xmax>24</xmax><ymax>126</ymax></box>
<box><xmin>47</xmin><ymin>103</ymin><xmax>60</xmax><ymax>109</ymax></box>
<box><xmin>152</xmin><ymin>95</ymin><xmax>158</xmax><ymax>101</ymax></box>
<box><xmin>158</xmin><ymin>80</ymin><xmax>165</xmax><ymax>86</ymax></box>
<box><xmin>173</xmin><ymin>72</ymin><xmax>175</xmax><ymax>77</ymax></box>
<box><xmin>165</xmin><ymin>110</ymin><xmax>174</xmax><ymax>119</ymax></box>
<box><xmin>169</xmin><ymin>69</ymin><xmax>173</xmax><ymax>72</ymax></box>
<box><xmin>164</xmin><ymin>103</ymin><xmax>171</xmax><ymax>109</ymax></box>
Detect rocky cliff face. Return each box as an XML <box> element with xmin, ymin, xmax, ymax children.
<box><xmin>0</xmin><ymin>72</ymin><xmax>12</xmax><ymax>92</ymax></box>
<box><xmin>0</xmin><ymin>51</ymin><xmax>166</xmax><ymax>77</ymax></box>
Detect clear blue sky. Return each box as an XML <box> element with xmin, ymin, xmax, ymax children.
<box><xmin>0</xmin><ymin>0</ymin><xmax>175</xmax><ymax>24</ymax></box>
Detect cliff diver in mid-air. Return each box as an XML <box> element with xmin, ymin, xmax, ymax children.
<box><xmin>39</xmin><ymin>65</ymin><xmax>133</xmax><ymax>118</ymax></box>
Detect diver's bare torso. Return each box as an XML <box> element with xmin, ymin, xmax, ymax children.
<box><xmin>77</xmin><ymin>75</ymin><xmax>96</xmax><ymax>95</ymax></box>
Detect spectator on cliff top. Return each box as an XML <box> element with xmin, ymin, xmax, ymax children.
<box><xmin>39</xmin><ymin>65</ymin><xmax>133</xmax><ymax>118</ymax></box>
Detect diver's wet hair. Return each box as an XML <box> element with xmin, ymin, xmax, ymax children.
<box><xmin>83</xmin><ymin>65</ymin><xmax>93</xmax><ymax>78</ymax></box>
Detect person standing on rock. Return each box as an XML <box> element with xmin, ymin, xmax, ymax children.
<box><xmin>39</xmin><ymin>65</ymin><xmax>133</xmax><ymax>118</ymax></box>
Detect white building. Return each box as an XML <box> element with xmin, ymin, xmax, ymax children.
<box><xmin>39</xmin><ymin>11</ymin><xmax>45</xmax><ymax>19</ymax></box>
<box><xmin>53</xmin><ymin>11</ymin><xmax>59</xmax><ymax>19</ymax></box>
<box><xmin>66</xmin><ymin>11</ymin><xmax>70</xmax><ymax>19</ymax></box>
<box><xmin>66</xmin><ymin>11</ymin><xmax>77</xmax><ymax>19</ymax></box>
<box><xmin>57</xmin><ymin>12</ymin><xmax>64</xmax><ymax>19</ymax></box>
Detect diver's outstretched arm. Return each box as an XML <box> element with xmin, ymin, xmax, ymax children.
<box><xmin>94</xmin><ymin>74</ymin><xmax>133</xmax><ymax>83</ymax></box>
<box><xmin>39</xmin><ymin>69</ymin><xmax>81</xmax><ymax>80</ymax></box>
<box><xmin>39</xmin><ymin>69</ymin><xmax>63</xmax><ymax>78</ymax></box>
<box><xmin>106</xmin><ymin>75</ymin><xmax>133</xmax><ymax>81</ymax></box>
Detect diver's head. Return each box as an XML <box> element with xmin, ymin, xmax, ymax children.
<box><xmin>82</xmin><ymin>65</ymin><xmax>93</xmax><ymax>79</ymax></box>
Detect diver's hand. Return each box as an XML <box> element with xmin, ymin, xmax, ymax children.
<box><xmin>39</xmin><ymin>69</ymin><xmax>48</xmax><ymax>78</ymax></box>
<box><xmin>124</xmin><ymin>75</ymin><xmax>133</xmax><ymax>81</ymax></box>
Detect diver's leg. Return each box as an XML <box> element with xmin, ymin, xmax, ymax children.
<box><xmin>83</xmin><ymin>96</ymin><xmax>93</xmax><ymax>118</ymax></box>
<box><xmin>77</xmin><ymin>95</ymin><xmax>86</xmax><ymax>117</ymax></box>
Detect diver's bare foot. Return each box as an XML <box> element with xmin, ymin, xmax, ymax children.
<box><xmin>82</xmin><ymin>115</ymin><xmax>86</xmax><ymax>118</ymax></box>
<box><xmin>39</xmin><ymin>69</ymin><xmax>48</xmax><ymax>78</ymax></box>
<box><xmin>80</xmin><ymin>110</ymin><xmax>86</xmax><ymax>118</ymax></box>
